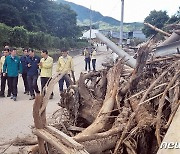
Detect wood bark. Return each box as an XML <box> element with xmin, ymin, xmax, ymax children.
<box><xmin>129</xmin><ymin>98</ymin><xmax>154</xmax><ymax>128</ymax></box>
<box><xmin>74</xmin><ymin>60</ymin><xmax>123</xmax><ymax>140</ymax></box>
<box><xmin>33</xmin><ymin>95</ymin><xmax>46</xmax><ymax>154</ymax></box>
<box><xmin>78</xmin><ymin>72</ymin><xmax>103</xmax><ymax>123</ymax></box>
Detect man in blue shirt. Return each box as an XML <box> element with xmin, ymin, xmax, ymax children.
<box><xmin>20</xmin><ymin>48</ymin><xmax>29</xmax><ymax>95</ymax></box>
<box><xmin>26</xmin><ymin>49</ymin><xmax>40</xmax><ymax>100</ymax></box>
<box><xmin>3</xmin><ymin>48</ymin><xmax>22</xmax><ymax>101</ymax></box>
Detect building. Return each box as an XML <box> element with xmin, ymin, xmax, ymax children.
<box><xmin>82</xmin><ymin>29</ymin><xmax>99</xmax><ymax>39</ymax></box>
<box><xmin>128</xmin><ymin>30</ymin><xmax>146</xmax><ymax>40</ymax></box>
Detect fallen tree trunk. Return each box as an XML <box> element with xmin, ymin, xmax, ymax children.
<box><xmin>144</xmin><ymin>22</ymin><xmax>171</xmax><ymax>37</ymax></box>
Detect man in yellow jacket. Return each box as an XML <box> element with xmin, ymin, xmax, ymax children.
<box><xmin>56</xmin><ymin>48</ymin><xmax>75</xmax><ymax>93</ymax></box>
<box><xmin>39</xmin><ymin>49</ymin><xmax>54</xmax><ymax>99</ymax></box>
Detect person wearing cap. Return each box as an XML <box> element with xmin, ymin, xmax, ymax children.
<box><xmin>20</xmin><ymin>48</ymin><xmax>29</xmax><ymax>95</ymax></box>
<box><xmin>39</xmin><ymin>49</ymin><xmax>54</xmax><ymax>99</ymax></box>
<box><xmin>0</xmin><ymin>48</ymin><xmax>11</xmax><ymax>97</ymax></box>
<box><xmin>3</xmin><ymin>48</ymin><xmax>22</xmax><ymax>101</ymax></box>
<box><xmin>26</xmin><ymin>49</ymin><xmax>40</xmax><ymax>100</ymax></box>
<box><xmin>56</xmin><ymin>48</ymin><xmax>75</xmax><ymax>93</ymax></box>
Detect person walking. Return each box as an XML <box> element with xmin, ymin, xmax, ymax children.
<box><xmin>56</xmin><ymin>48</ymin><xmax>75</xmax><ymax>94</ymax></box>
<box><xmin>91</xmin><ymin>47</ymin><xmax>97</xmax><ymax>71</ymax></box>
<box><xmin>39</xmin><ymin>49</ymin><xmax>54</xmax><ymax>99</ymax></box>
<box><xmin>0</xmin><ymin>48</ymin><xmax>11</xmax><ymax>97</ymax></box>
<box><xmin>26</xmin><ymin>49</ymin><xmax>40</xmax><ymax>100</ymax></box>
<box><xmin>20</xmin><ymin>48</ymin><xmax>29</xmax><ymax>95</ymax></box>
<box><xmin>83</xmin><ymin>48</ymin><xmax>91</xmax><ymax>72</ymax></box>
<box><xmin>3</xmin><ymin>48</ymin><xmax>22</xmax><ymax>101</ymax></box>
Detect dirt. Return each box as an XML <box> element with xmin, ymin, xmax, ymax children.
<box><xmin>0</xmin><ymin>45</ymin><xmax>112</xmax><ymax>153</ymax></box>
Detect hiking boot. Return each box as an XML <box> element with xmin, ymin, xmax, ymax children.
<box><xmin>29</xmin><ymin>95</ymin><xmax>35</xmax><ymax>100</ymax></box>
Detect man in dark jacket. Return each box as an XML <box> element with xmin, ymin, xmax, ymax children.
<box><xmin>20</xmin><ymin>48</ymin><xmax>29</xmax><ymax>95</ymax></box>
<box><xmin>26</xmin><ymin>49</ymin><xmax>40</xmax><ymax>100</ymax></box>
<box><xmin>3</xmin><ymin>48</ymin><xmax>22</xmax><ymax>101</ymax></box>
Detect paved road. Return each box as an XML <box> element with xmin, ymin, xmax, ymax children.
<box><xmin>0</xmin><ymin>46</ymin><xmax>111</xmax><ymax>153</ymax></box>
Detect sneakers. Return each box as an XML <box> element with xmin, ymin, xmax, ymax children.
<box><xmin>29</xmin><ymin>95</ymin><xmax>35</xmax><ymax>100</ymax></box>
<box><xmin>10</xmin><ymin>95</ymin><xmax>16</xmax><ymax>101</ymax></box>
<box><xmin>13</xmin><ymin>97</ymin><xmax>17</xmax><ymax>101</ymax></box>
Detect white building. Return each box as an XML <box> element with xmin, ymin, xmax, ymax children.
<box><xmin>82</xmin><ymin>29</ymin><xmax>99</xmax><ymax>39</ymax></box>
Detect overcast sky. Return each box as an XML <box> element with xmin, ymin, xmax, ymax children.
<box><xmin>65</xmin><ymin>0</ymin><xmax>180</xmax><ymax>22</ymax></box>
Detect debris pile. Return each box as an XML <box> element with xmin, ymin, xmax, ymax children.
<box><xmin>58</xmin><ymin>40</ymin><xmax>180</xmax><ymax>154</ymax></box>
<box><xmin>31</xmin><ymin>23</ymin><xmax>180</xmax><ymax>154</ymax></box>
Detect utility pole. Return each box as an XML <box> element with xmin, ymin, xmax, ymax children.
<box><xmin>119</xmin><ymin>0</ymin><xmax>124</xmax><ymax>46</ymax></box>
<box><xmin>90</xmin><ymin>6</ymin><xmax>92</xmax><ymax>42</ymax></box>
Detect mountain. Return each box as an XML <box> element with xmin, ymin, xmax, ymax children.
<box><xmin>57</xmin><ymin>0</ymin><xmax>120</xmax><ymax>26</ymax></box>
<box><xmin>56</xmin><ymin>0</ymin><xmax>143</xmax><ymax>31</ymax></box>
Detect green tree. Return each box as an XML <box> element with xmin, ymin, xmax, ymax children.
<box><xmin>0</xmin><ymin>23</ymin><xmax>11</xmax><ymax>48</ymax></box>
<box><xmin>167</xmin><ymin>15</ymin><xmax>179</xmax><ymax>24</ymax></box>
<box><xmin>42</xmin><ymin>3</ymin><xmax>81</xmax><ymax>38</ymax></box>
<box><xmin>142</xmin><ymin>10</ymin><xmax>169</xmax><ymax>37</ymax></box>
<box><xmin>0</xmin><ymin>0</ymin><xmax>81</xmax><ymax>39</ymax></box>
<box><xmin>168</xmin><ymin>7</ymin><xmax>180</xmax><ymax>24</ymax></box>
<box><xmin>0</xmin><ymin>4</ymin><xmax>22</xmax><ymax>27</ymax></box>
<box><xmin>10</xmin><ymin>26</ymin><xmax>29</xmax><ymax>47</ymax></box>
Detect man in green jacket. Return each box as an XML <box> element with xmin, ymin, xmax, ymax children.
<box><xmin>3</xmin><ymin>48</ymin><xmax>22</xmax><ymax>101</ymax></box>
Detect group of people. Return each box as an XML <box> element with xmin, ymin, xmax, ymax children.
<box><xmin>83</xmin><ymin>47</ymin><xmax>97</xmax><ymax>72</ymax></box>
<box><xmin>0</xmin><ymin>47</ymin><xmax>74</xmax><ymax>101</ymax></box>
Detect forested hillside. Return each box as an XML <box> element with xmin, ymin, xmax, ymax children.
<box><xmin>0</xmin><ymin>0</ymin><xmax>88</xmax><ymax>49</ymax></box>
<box><xmin>0</xmin><ymin>0</ymin><xmax>80</xmax><ymax>38</ymax></box>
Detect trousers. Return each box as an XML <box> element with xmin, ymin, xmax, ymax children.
<box><xmin>27</xmin><ymin>75</ymin><xmax>40</xmax><ymax>96</ymax></box>
<box><xmin>8</xmin><ymin>76</ymin><xmax>18</xmax><ymax>97</ymax></box>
